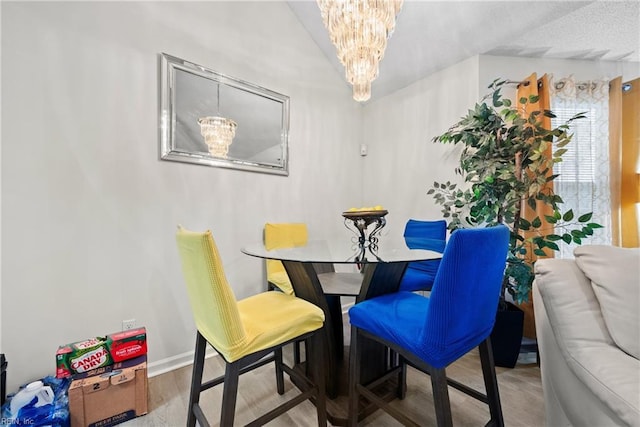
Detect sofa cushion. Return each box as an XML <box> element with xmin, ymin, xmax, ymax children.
<box><xmin>535</xmin><ymin>259</ymin><xmax>640</xmax><ymax>425</ymax></box>
<box><xmin>574</xmin><ymin>245</ymin><xmax>640</xmax><ymax>360</ymax></box>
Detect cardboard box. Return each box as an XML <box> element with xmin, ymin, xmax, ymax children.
<box><xmin>69</xmin><ymin>358</ymin><xmax>148</xmax><ymax>427</ymax></box>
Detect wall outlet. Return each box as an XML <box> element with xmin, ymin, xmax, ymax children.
<box><xmin>122</xmin><ymin>319</ymin><xmax>136</xmax><ymax>331</ymax></box>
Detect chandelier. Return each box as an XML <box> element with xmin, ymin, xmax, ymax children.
<box><xmin>198</xmin><ymin>83</ymin><xmax>237</xmax><ymax>158</ymax></box>
<box><xmin>197</xmin><ymin>116</ymin><xmax>237</xmax><ymax>158</ymax></box>
<box><xmin>317</xmin><ymin>0</ymin><xmax>403</xmax><ymax>102</ymax></box>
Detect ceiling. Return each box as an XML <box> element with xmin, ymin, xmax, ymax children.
<box><xmin>288</xmin><ymin>1</ymin><xmax>640</xmax><ymax>101</ymax></box>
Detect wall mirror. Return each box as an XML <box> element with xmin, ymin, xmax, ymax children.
<box><xmin>159</xmin><ymin>53</ymin><xmax>289</xmax><ymax>175</ymax></box>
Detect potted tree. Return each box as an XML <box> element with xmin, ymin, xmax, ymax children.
<box><xmin>428</xmin><ymin>79</ymin><xmax>602</xmax><ymax>367</ymax></box>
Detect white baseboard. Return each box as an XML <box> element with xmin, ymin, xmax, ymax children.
<box><xmin>147</xmin><ymin>348</ymin><xmax>218</xmax><ymax>378</ymax></box>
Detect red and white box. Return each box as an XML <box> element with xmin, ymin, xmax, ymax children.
<box><xmin>108</xmin><ymin>327</ymin><xmax>147</xmax><ymax>363</ymax></box>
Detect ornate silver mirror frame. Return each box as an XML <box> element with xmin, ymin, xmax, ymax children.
<box><xmin>159</xmin><ymin>53</ymin><xmax>290</xmax><ymax>175</ymax></box>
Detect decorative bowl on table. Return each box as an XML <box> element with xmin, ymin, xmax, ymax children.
<box><xmin>342</xmin><ymin>207</ymin><xmax>388</xmax><ymax>249</ymax></box>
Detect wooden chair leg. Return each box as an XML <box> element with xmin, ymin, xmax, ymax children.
<box><xmin>275</xmin><ymin>347</ymin><xmax>285</xmax><ymax>395</ymax></box>
<box><xmin>347</xmin><ymin>327</ymin><xmax>361</xmax><ymax>427</ymax></box>
<box><xmin>479</xmin><ymin>338</ymin><xmax>505</xmax><ymax>427</ymax></box>
<box><xmin>430</xmin><ymin>367</ymin><xmax>453</xmax><ymax>427</ymax></box>
<box><xmin>326</xmin><ymin>295</ymin><xmax>344</xmax><ymax>360</ymax></box>
<box><xmin>187</xmin><ymin>332</ymin><xmax>207</xmax><ymax>427</ymax></box>
<box><xmin>309</xmin><ymin>332</ymin><xmax>327</xmax><ymax>426</ymax></box>
<box><xmin>398</xmin><ymin>356</ymin><xmax>407</xmax><ymax>400</ymax></box>
<box><xmin>294</xmin><ymin>340</ymin><xmax>301</xmax><ymax>365</ymax></box>
<box><xmin>220</xmin><ymin>362</ymin><xmax>241</xmax><ymax>426</ymax></box>
<box><xmin>385</xmin><ymin>348</ymin><xmax>407</xmax><ymax>399</ymax></box>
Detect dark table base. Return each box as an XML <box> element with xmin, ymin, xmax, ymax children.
<box><xmin>291</xmin><ymin>343</ymin><xmax>401</xmax><ymax>426</ymax></box>
<box><xmin>282</xmin><ymin>261</ymin><xmax>412</xmax><ymax>424</ymax></box>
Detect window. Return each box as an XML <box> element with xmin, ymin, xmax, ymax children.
<box><xmin>550</xmin><ymin>77</ymin><xmax>612</xmax><ymax>258</ymax></box>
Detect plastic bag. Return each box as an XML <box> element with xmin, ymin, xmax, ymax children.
<box><xmin>1</xmin><ymin>376</ymin><xmax>70</xmax><ymax>427</ymax></box>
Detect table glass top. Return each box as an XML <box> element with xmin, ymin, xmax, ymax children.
<box><xmin>242</xmin><ymin>236</ymin><xmax>441</xmax><ymax>264</ymax></box>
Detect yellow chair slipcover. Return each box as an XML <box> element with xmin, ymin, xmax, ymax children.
<box><xmin>175</xmin><ymin>225</ymin><xmax>327</xmax><ymax>426</ymax></box>
<box><xmin>264</xmin><ymin>222</ymin><xmax>308</xmax><ymax>295</ymax></box>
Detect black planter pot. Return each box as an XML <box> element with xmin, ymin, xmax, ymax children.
<box><xmin>490</xmin><ymin>302</ymin><xmax>524</xmax><ymax>368</ymax></box>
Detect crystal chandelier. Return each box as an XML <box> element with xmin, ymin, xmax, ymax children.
<box><xmin>197</xmin><ymin>116</ymin><xmax>237</xmax><ymax>158</ymax></box>
<box><xmin>317</xmin><ymin>0</ymin><xmax>403</xmax><ymax>102</ymax></box>
<box><xmin>198</xmin><ymin>83</ymin><xmax>237</xmax><ymax>158</ymax></box>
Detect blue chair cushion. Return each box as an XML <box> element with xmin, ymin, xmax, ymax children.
<box><xmin>349</xmin><ymin>291</ymin><xmax>429</xmax><ymax>358</ymax></box>
<box><xmin>349</xmin><ymin>292</ymin><xmax>485</xmax><ymax>369</ymax></box>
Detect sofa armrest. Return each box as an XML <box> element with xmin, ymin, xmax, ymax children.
<box><xmin>534</xmin><ymin>259</ymin><xmax>640</xmax><ymax>426</ymax></box>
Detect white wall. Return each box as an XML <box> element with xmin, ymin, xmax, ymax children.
<box><xmin>1</xmin><ymin>2</ymin><xmax>362</xmax><ymax>390</ymax></box>
<box><xmin>361</xmin><ymin>56</ymin><xmax>480</xmax><ymax>237</ymax></box>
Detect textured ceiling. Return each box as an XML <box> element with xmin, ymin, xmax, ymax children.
<box><xmin>288</xmin><ymin>1</ymin><xmax>640</xmax><ymax>101</ymax></box>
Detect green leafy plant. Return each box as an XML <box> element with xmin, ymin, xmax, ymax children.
<box><xmin>428</xmin><ymin>79</ymin><xmax>602</xmax><ymax>304</ymax></box>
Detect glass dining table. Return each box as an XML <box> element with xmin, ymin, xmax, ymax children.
<box><xmin>242</xmin><ymin>235</ymin><xmax>441</xmax><ymax>425</ymax></box>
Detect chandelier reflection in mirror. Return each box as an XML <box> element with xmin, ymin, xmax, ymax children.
<box><xmin>317</xmin><ymin>0</ymin><xmax>403</xmax><ymax>102</ymax></box>
<box><xmin>198</xmin><ymin>84</ymin><xmax>237</xmax><ymax>158</ymax></box>
<box><xmin>197</xmin><ymin>116</ymin><xmax>237</xmax><ymax>158</ymax></box>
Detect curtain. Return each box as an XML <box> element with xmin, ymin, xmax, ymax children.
<box><xmin>548</xmin><ymin>75</ymin><xmax>612</xmax><ymax>258</ymax></box>
<box><xmin>620</xmin><ymin>78</ymin><xmax>640</xmax><ymax>247</ymax></box>
<box><xmin>517</xmin><ymin>73</ymin><xmax>554</xmax><ymax>258</ymax></box>
<box><xmin>609</xmin><ymin>77</ymin><xmax>622</xmax><ymax>246</ymax></box>
<box><xmin>516</xmin><ymin>73</ymin><xmax>552</xmax><ymax>340</ymax></box>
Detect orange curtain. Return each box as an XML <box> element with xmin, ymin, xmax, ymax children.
<box><xmin>517</xmin><ymin>73</ymin><xmax>554</xmax><ymax>257</ymax></box>
<box><xmin>608</xmin><ymin>77</ymin><xmax>638</xmax><ymax>248</ymax></box>
<box><xmin>609</xmin><ymin>77</ymin><xmax>623</xmax><ymax>246</ymax></box>
<box><xmin>516</xmin><ymin>73</ymin><xmax>552</xmax><ymax>339</ymax></box>
<box><xmin>620</xmin><ymin>78</ymin><xmax>640</xmax><ymax>247</ymax></box>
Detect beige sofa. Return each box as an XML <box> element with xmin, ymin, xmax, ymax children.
<box><xmin>533</xmin><ymin>245</ymin><xmax>640</xmax><ymax>427</ymax></box>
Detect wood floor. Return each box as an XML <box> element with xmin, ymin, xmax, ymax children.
<box><xmin>122</xmin><ymin>346</ymin><xmax>544</xmax><ymax>426</ymax></box>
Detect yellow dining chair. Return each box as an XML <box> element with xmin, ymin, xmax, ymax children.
<box><xmin>264</xmin><ymin>222</ymin><xmax>343</xmax><ymax>365</ymax></box>
<box><xmin>264</xmin><ymin>222</ymin><xmax>309</xmax><ymax>295</ymax></box>
<box><xmin>176</xmin><ymin>225</ymin><xmax>327</xmax><ymax>427</ymax></box>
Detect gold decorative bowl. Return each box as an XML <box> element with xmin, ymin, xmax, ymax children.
<box><xmin>342</xmin><ymin>210</ymin><xmax>388</xmax><ymax>248</ymax></box>
<box><xmin>341</xmin><ymin>209</ymin><xmax>389</xmax><ymax>220</ymax></box>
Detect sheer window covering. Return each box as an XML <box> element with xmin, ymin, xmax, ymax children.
<box><xmin>549</xmin><ymin>75</ymin><xmax>612</xmax><ymax>258</ymax></box>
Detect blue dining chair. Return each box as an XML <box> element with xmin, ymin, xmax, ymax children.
<box><xmin>348</xmin><ymin>225</ymin><xmax>509</xmax><ymax>426</ymax></box>
<box><xmin>399</xmin><ymin>219</ymin><xmax>447</xmax><ymax>292</ymax></box>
